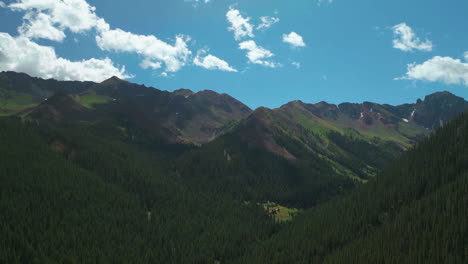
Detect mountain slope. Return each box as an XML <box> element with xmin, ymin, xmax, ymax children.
<box><xmin>176</xmin><ymin>92</ymin><xmax>466</xmax><ymax>208</ymax></box>
<box><xmin>0</xmin><ymin>71</ymin><xmax>94</xmax><ymax>115</ymax></box>
<box><xmin>20</xmin><ymin>92</ymin><xmax>95</xmax><ymax>123</ymax></box>
<box><xmin>0</xmin><ymin>71</ymin><xmax>252</xmax><ymax>143</ymax></box>
<box><xmin>0</xmin><ymin>117</ymin><xmax>278</xmax><ymax>263</ymax></box>
<box><xmin>3</xmin><ymin>71</ymin><xmax>467</xmax><ymax>147</ymax></box>
<box><xmin>176</xmin><ymin>104</ymin><xmax>403</xmax><ymax>207</ymax></box>
<box><xmin>5</xmin><ymin>71</ymin><xmax>466</xmax><ymax>209</ymax></box>
<box><xmin>235</xmin><ymin>111</ymin><xmax>468</xmax><ymax>264</ymax></box>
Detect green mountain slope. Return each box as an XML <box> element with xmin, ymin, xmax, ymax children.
<box><xmin>176</xmin><ymin>106</ymin><xmax>402</xmax><ymax>207</ymax></box>
<box><xmin>234</xmin><ymin>111</ymin><xmax>468</xmax><ymax>264</ymax></box>
<box><xmin>173</xmin><ymin>92</ymin><xmax>466</xmax><ymax>208</ymax></box>
<box><xmin>0</xmin><ymin>117</ymin><xmax>278</xmax><ymax>263</ymax></box>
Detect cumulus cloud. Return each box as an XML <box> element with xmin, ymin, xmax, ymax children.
<box><xmin>282</xmin><ymin>32</ymin><xmax>306</xmax><ymax>48</ymax></box>
<box><xmin>18</xmin><ymin>12</ymin><xmax>66</xmax><ymax>41</ymax></box>
<box><xmin>256</xmin><ymin>16</ymin><xmax>279</xmax><ymax>31</ymax></box>
<box><xmin>0</xmin><ymin>1</ymin><xmax>6</xmax><ymax>8</ymax></box>
<box><xmin>139</xmin><ymin>59</ymin><xmax>162</xmax><ymax>70</ymax></box>
<box><xmin>392</xmin><ymin>23</ymin><xmax>433</xmax><ymax>52</ymax></box>
<box><xmin>9</xmin><ymin>0</ymin><xmax>105</xmax><ymax>38</ymax></box>
<box><xmin>398</xmin><ymin>56</ymin><xmax>468</xmax><ymax>86</ymax></box>
<box><xmin>239</xmin><ymin>40</ymin><xmax>280</xmax><ymax>68</ymax></box>
<box><xmin>8</xmin><ymin>0</ymin><xmax>193</xmax><ymax>73</ymax></box>
<box><xmin>0</xmin><ymin>33</ymin><xmax>130</xmax><ymax>82</ymax></box>
<box><xmin>226</xmin><ymin>8</ymin><xmax>254</xmax><ymax>41</ymax></box>
<box><xmin>193</xmin><ymin>49</ymin><xmax>237</xmax><ymax>72</ymax></box>
<box><xmin>464</xmin><ymin>51</ymin><xmax>468</xmax><ymax>62</ymax></box>
<box><xmin>96</xmin><ymin>29</ymin><xmax>191</xmax><ymax>72</ymax></box>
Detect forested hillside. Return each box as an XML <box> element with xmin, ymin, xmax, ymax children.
<box><xmin>1</xmin><ymin>109</ymin><xmax>466</xmax><ymax>263</ymax></box>
<box><xmin>235</xmin><ymin>111</ymin><xmax>468</xmax><ymax>264</ymax></box>
<box><xmin>0</xmin><ymin>117</ymin><xmax>278</xmax><ymax>263</ymax></box>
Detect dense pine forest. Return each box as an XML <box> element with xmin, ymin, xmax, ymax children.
<box><xmin>0</xmin><ymin>117</ymin><xmax>278</xmax><ymax>263</ymax></box>
<box><xmin>1</xmin><ymin>109</ymin><xmax>467</xmax><ymax>263</ymax></box>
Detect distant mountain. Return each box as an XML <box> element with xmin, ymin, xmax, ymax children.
<box><xmin>411</xmin><ymin>91</ymin><xmax>468</xmax><ymax>129</ymax></box>
<box><xmin>176</xmin><ymin>102</ymin><xmax>404</xmax><ymax>206</ymax></box>
<box><xmin>0</xmin><ymin>71</ymin><xmax>252</xmax><ymax>143</ymax></box>
<box><xmin>3</xmin><ymin>71</ymin><xmax>468</xmax><ymax>206</ymax></box>
<box><xmin>174</xmin><ymin>87</ymin><xmax>467</xmax><ymax>207</ymax></box>
<box><xmin>2</xmin><ymin>71</ymin><xmax>466</xmax><ymax>146</ymax></box>
<box><xmin>222</xmin><ymin>91</ymin><xmax>468</xmax><ymax>159</ymax></box>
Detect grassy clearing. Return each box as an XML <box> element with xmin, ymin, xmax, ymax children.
<box><xmin>73</xmin><ymin>91</ymin><xmax>112</xmax><ymax>109</ymax></box>
<box><xmin>0</xmin><ymin>92</ymin><xmax>37</xmax><ymax>116</ymax></box>
<box><xmin>397</xmin><ymin>121</ymin><xmax>429</xmax><ymax>138</ymax></box>
<box><xmin>262</xmin><ymin>201</ymin><xmax>301</xmax><ymax>223</ymax></box>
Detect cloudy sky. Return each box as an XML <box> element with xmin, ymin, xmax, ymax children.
<box><xmin>0</xmin><ymin>0</ymin><xmax>467</xmax><ymax>108</ymax></box>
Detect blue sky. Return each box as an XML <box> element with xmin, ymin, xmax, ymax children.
<box><xmin>0</xmin><ymin>0</ymin><xmax>467</xmax><ymax>109</ymax></box>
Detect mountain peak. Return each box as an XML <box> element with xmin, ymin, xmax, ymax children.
<box><xmin>22</xmin><ymin>92</ymin><xmax>92</xmax><ymax>123</ymax></box>
<box><xmin>279</xmin><ymin>100</ymin><xmax>306</xmax><ymax>110</ymax></box>
<box><xmin>100</xmin><ymin>76</ymin><xmax>127</xmax><ymax>85</ymax></box>
<box><xmin>173</xmin><ymin>88</ymin><xmax>194</xmax><ymax>97</ymax></box>
<box><xmin>423</xmin><ymin>91</ymin><xmax>460</xmax><ymax>102</ymax></box>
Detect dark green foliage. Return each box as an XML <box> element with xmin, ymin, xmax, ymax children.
<box><xmin>235</xmin><ymin>112</ymin><xmax>468</xmax><ymax>264</ymax></box>
<box><xmin>176</xmin><ymin>132</ymin><xmax>356</xmax><ymax>208</ymax></box>
<box><xmin>0</xmin><ymin>117</ymin><xmax>277</xmax><ymax>263</ymax></box>
<box><xmin>0</xmin><ymin>110</ymin><xmax>466</xmax><ymax>263</ymax></box>
<box><xmin>327</xmin><ymin>131</ymin><xmax>402</xmax><ymax>178</ymax></box>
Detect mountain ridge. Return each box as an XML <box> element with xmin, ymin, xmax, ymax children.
<box><xmin>2</xmin><ymin>71</ymin><xmax>468</xmax><ymax>149</ymax></box>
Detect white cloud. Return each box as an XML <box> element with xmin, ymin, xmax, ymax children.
<box><xmin>18</xmin><ymin>12</ymin><xmax>66</xmax><ymax>41</ymax></box>
<box><xmin>256</xmin><ymin>16</ymin><xmax>279</xmax><ymax>31</ymax></box>
<box><xmin>398</xmin><ymin>56</ymin><xmax>468</xmax><ymax>86</ymax></box>
<box><xmin>226</xmin><ymin>8</ymin><xmax>254</xmax><ymax>41</ymax></box>
<box><xmin>239</xmin><ymin>40</ymin><xmax>280</xmax><ymax>68</ymax></box>
<box><xmin>139</xmin><ymin>59</ymin><xmax>162</xmax><ymax>70</ymax></box>
<box><xmin>292</xmin><ymin>62</ymin><xmax>301</xmax><ymax>69</ymax></box>
<box><xmin>392</xmin><ymin>23</ymin><xmax>433</xmax><ymax>52</ymax></box>
<box><xmin>96</xmin><ymin>29</ymin><xmax>191</xmax><ymax>72</ymax></box>
<box><xmin>10</xmin><ymin>0</ymin><xmax>104</xmax><ymax>37</ymax></box>
<box><xmin>464</xmin><ymin>51</ymin><xmax>468</xmax><ymax>62</ymax></box>
<box><xmin>193</xmin><ymin>49</ymin><xmax>237</xmax><ymax>72</ymax></box>
<box><xmin>0</xmin><ymin>1</ymin><xmax>6</xmax><ymax>8</ymax></box>
<box><xmin>282</xmin><ymin>32</ymin><xmax>306</xmax><ymax>48</ymax></box>
<box><xmin>8</xmin><ymin>0</ymin><xmax>193</xmax><ymax>73</ymax></box>
<box><xmin>5</xmin><ymin>0</ymin><xmax>248</xmax><ymax>76</ymax></box>
<box><xmin>0</xmin><ymin>33</ymin><xmax>130</xmax><ymax>82</ymax></box>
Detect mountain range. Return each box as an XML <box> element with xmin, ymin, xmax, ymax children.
<box><xmin>2</xmin><ymin>71</ymin><xmax>467</xmax><ymax>186</ymax></box>
<box><xmin>2</xmin><ymin>71</ymin><xmax>467</xmax><ymax>147</ymax></box>
<box><xmin>0</xmin><ymin>71</ymin><xmax>467</xmax><ymax>263</ymax></box>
